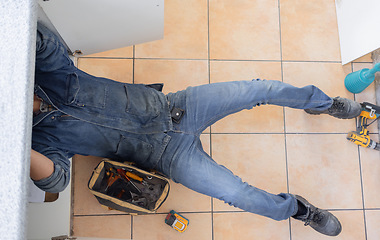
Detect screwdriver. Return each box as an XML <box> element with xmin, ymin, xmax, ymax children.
<box><xmin>109</xmin><ymin>168</ymin><xmax>142</xmax><ymax>194</ymax></box>
<box><xmin>123</xmin><ymin>169</ymin><xmax>151</xmax><ymax>186</ymax></box>
<box><xmin>105</xmin><ymin>172</ymin><xmax>120</xmax><ymax>192</ymax></box>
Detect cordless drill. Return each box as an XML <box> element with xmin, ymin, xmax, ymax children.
<box><xmin>347</xmin><ymin>102</ymin><xmax>380</xmax><ymax>150</ymax></box>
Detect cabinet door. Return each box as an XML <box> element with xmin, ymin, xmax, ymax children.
<box><xmin>38</xmin><ymin>0</ymin><xmax>164</xmax><ymax>55</ymax></box>
<box><xmin>335</xmin><ymin>0</ymin><xmax>380</xmax><ymax>64</ymax></box>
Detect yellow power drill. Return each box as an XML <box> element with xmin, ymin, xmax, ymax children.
<box><xmin>347</xmin><ymin>102</ymin><xmax>380</xmax><ymax>150</ymax></box>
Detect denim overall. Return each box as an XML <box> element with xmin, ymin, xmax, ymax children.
<box><xmin>33</xmin><ymin>23</ymin><xmax>333</xmax><ymax>221</ymax></box>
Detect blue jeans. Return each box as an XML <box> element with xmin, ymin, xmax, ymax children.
<box><xmin>158</xmin><ymin>80</ymin><xmax>333</xmax><ymax>221</ymax></box>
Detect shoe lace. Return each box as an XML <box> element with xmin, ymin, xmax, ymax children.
<box><xmin>329</xmin><ymin>100</ymin><xmax>345</xmax><ymax>113</ymax></box>
<box><xmin>303</xmin><ymin>208</ymin><xmax>323</xmax><ymax>226</ymax></box>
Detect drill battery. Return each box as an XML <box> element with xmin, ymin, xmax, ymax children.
<box><xmin>347</xmin><ymin>102</ymin><xmax>380</xmax><ymax>150</ymax></box>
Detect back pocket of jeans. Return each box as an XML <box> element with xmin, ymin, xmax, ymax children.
<box><xmin>66</xmin><ymin>73</ymin><xmax>107</xmax><ymax>109</ymax></box>
<box><xmin>124</xmin><ymin>85</ymin><xmax>160</xmax><ymax>117</ymax></box>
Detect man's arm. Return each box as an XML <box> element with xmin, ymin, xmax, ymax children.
<box><xmin>30</xmin><ymin>149</ymin><xmax>54</xmax><ymax>181</ymax></box>
<box><xmin>30</xmin><ymin>146</ymin><xmax>71</xmax><ymax>193</ymax></box>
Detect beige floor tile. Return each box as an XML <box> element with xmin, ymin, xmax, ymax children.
<box><xmin>157</xmin><ymin>180</ymin><xmax>212</xmax><ymax>213</ymax></box>
<box><xmin>72</xmin><ymin>215</ymin><xmax>131</xmax><ymax>239</ymax></box>
<box><xmin>73</xmin><ymin>155</ymin><xmax>121</xmax><ymax>215</ymax></box>
<box><xmin>283</xmin><ymin>62</ymin><xmax>352</xmax><ymax>97</ymax></box>
<box><xmin>285</xmin><ymin>108</ymin><xmax>356</xmax><ymax>133</ymax></box>
<box><xmin>287</xmin><ymin>134</ymin><xmax>362</xmax><ymax>209</ymax></box>
<box><xmin>77</xmin><ymin>58</ymin><xmax>133</xmax><ymax>83</ymax></box>
<box><xmin>353</xmin><ymin>62</ymin><xmax>375</xmax><ymax>72</ymax></box>
<box><xmin>353</xmin><ymin>53</ymin><xmax>373</xmax><ymax>63</ymax></box>
<box><xmin>210</xmin><ymin>61</ymin><xmax>284</xmax><ymax>133</ymax></box>
<box><xmin>210</xmin><ymin>61</ymin><xmax>282</xmax><ymax>82</ymax></box>
<box><xmin>365</xmin><ymin>210</ymin><xmax>380</xmax><ymax>240</ymax></box>
<box><xmin>133</xmin><ymin>213</ymin><xmax>212</xmax><ymax>240</ymax></box>
<box><xmin>213</xmin><ymin>212</ymin><xmax>290</xmax><ymax>240</ymax></box>
<box><xmin>361</xmin><ymin>135</ymin><xmax>380</xmax><ymax>208</ymax></box>
<box><xmin>353</xmin><ymin>62</ymin><xmax>375</xmax><ymax>73</ymax></box>
<box><xmin>135</xmin><ymin>0</ymin><xmax>208</xmax><ymax>59</ymax></box>
<box><xmin>291</xmin><ymin>210</ymin><xmax>365</xmax><ymax>240</ymax></box>
<box><xmin>280</xmin><ymin>0</ymin><xmax>341</xmax><ymax>61</ymax></box>
<box><xmin>200</xmin><ymin>133</ymin><xmax>211</xmax><ymax>155</ymax></box>
<box><xmin>212</xmin><ymin>134</ymin><xmax>287</xmax><ymax>211</ymax></box>
<box><xmin>283</xmin><ymin>62</ymin><xmax>356</xmax><ymax>133</ymax></box>
<box><xmin>213</xmin><ymin>198</ymin><xmax>244</xmax><ymax>212</ymax></box>
<box><xmin>212</xmin><ymin>106</ymin><xmax>284</xmax><ymax>133</ymax></box>
<box><xmin>85</xmin><ymin>46</ymin><xmax>133</xmax><ymax>58</ymax></box>
<box><xmin>209</xmin><ymin>0</ymin><xmax>280</xmax><ymax>60</ymax></box>
<box><xmin>134</xmin><ymin>59</ymin><xmax>208</xmax><ymax>94</ymax></box>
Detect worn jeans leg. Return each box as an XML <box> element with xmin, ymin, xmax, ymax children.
<box><xmin>167</xmin><ymin>79</ymin><xmax>333</xmax><ymax>134</ymax></box>
<box><xmin>161</xmin><ymin>80</ymin><xmax>333</xmax><ymax>220</ymax></box>
<box><xmin>160</xmin><ymin>132</ymin><xmax>297</xmax><ymax>221</ymax></box>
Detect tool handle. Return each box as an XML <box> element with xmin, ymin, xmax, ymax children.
<box><xmin>107</xmin><ymin>174</ymin><xmax>119</xmax><ymax>186</ymax></box>
<box><xmin>368</xmin><ymin>62</ymin><xmax>380</xmax><ymax>75</ymax></box>
<box><xmin>114</xmin><ymin>168</ymin><xmax>142</xmax><ymax>194</ymax></box>
<box><xmin>126</xmin><ymin>172</ymin><xmax>143</xmax><ymax>182</ymax></box>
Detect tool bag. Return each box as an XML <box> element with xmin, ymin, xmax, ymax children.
<box><xmin>88</xmin><ymin>159</ymin><xmax>170</xmax><ymax>214</ymax></box>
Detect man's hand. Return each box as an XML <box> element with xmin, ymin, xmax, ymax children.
<box><xmin>30</xmin><ymin>149</ymin><xmax>54</xmax><ymax>181</ymax></box>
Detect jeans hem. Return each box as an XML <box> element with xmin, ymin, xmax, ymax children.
<box><xmin>290</xmin><ymin>193</ymin><xmax>298</xmax><ymax>217</ymax></box>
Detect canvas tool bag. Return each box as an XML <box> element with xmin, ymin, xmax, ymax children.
<box><xmin>88</xmin><ymin>159</ymin><xmax>170</xmax><ymax>214</ymax></box>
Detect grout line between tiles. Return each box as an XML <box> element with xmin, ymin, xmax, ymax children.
<box><xmin>207</xmin><ymin>1</ymin><xmax>215</xmax><ymax>239</ymax></box>
<box><xmin>132</xmin><ymin>45</ymin><xmax>135</xmax><ymax>84</ymax></box>
<box><xmin>350</xmin><ymin>61</ymin><xmax>368</xmax><ymax>239</ymax></box>
<box><xmin>79</xmin><ymin>56</ymin><xmax>356</xmax><ymax>64</ymax></box>
<box><xmin>358</xmin><ymin>146</ymin><xmax>369</xmax><ymax>240</ymax></box>
<box><xmin>78</xmin><ymin>55</ymin><xmax>373</xmax><ymax>65</ymax></box>
<box><xmin>210</xmin><ymin>132</ymin><xmax>357</xmax><ymax>135</ymax></box>
<box><xmin>72</xmin><ymin>207</ymin><xmax>380</xmax><ymax>218</ymax></box>
<box><xmin>277</xmin><ymin>0</ymin><xmax>292</xmax><ymax>238</ymax></box>
<box><xmin>70</xmin><ymin>157</ymin><xmax>76</xmax><ymax>236</ymax></box>
<box><xmin>364</xmin><ymin>208</ymin><xmax>380</xmax><ymax>211</ymax></box>
<box><xmin>79</xmin><ymin>56</ymin><xmax>134</xmax><ymax>60</ymax></box>
<box><xmin>352</xmin><ymin>62</ymin><xmax>369</xmax><ymax>240</ymax></box>
<box><xmin>131</xmin><ymin>45</ymin><xmax>136</xmax><ymax>239</ymax></box>
<box><xmin>131</xmin><ymin>215</ymin><xmax>134</xmax><ymax>240</ymax></box>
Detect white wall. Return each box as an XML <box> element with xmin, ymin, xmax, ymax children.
<box><xmin>0</xmin><ymin>1</ymin><xmax>37</xmax><ymax>240</ymax></box>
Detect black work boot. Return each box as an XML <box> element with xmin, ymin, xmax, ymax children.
<box><xmin>292</xmin><ymin>195</ymin><xmax>342</xmax><ymax>236</ymax></box>
<box><xmin>304</xmin><ymin>97</ymin><xmax>361</xmax><ymax>119</ymax></box>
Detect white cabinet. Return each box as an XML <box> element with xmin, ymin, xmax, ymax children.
<box><xmin>38</xmin><ymin>0</ymin><xmax>164</xmax><ymax>55</ymax></box>
<box><xmin>335</xmin><ymin>0</ymin><xmax>380</xmax><ymax>64</ymax></box>
<box><xmin>27</xmin><ymin>178</ymin><xmax>72</xmax><ymax>240</ymax></box>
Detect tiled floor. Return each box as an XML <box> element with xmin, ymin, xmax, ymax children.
<box><xmin>71</xmin><ymin>0</ymin><xmax>380</xmax><ymax>239</ymax></box>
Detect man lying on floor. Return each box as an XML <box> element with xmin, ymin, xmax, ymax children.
<box><xmin>31</xmin><ymin>23</ymin><xmax>362</xmax><ymax>236</ymax></box>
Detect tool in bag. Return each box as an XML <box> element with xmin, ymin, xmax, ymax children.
<box><xmin>347</xmin><ymin>102</ymin><xmax>380</xmax><ymax>150</ymax></box>
<box><xmin>88</xmin><ymin>159</ymin><xmax>170</xmax><ymax>214</ymax></box>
